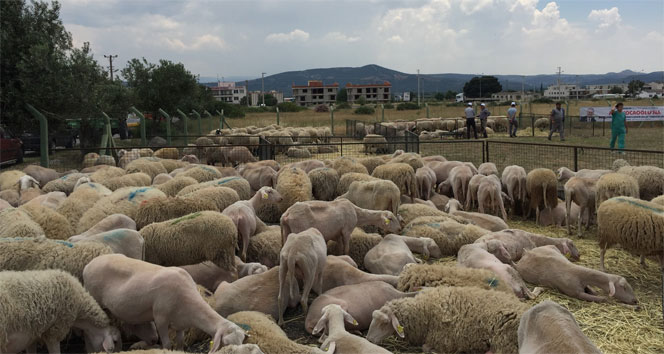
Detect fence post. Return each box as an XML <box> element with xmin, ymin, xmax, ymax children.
<box><xmin>602</xmin><ymin>117</ymin><xmax>605</xmax><ymax>137</ymax></box>
<box><xmin>25</xmin><ymin>104</ymin><xmax>49</xmax><ymax>167</ymax></box>
<box><xmin>129</xmin><ymin>106</ymin><xmax>146</xmax><ymax>145</ymax></box>
<box><xmin>340</xmin><ymin>137</ymin><xmax>343</xmax><ymax>157</ymax></box>
<box><xmin>276</xmin><ymin>107</ymin><xmax>280</xmax><ymax>126</ymax></box>
<box><xmin>425</xmin><ymin>103</ymin><xmax>429</xmax><ymax>118</ymax></box>
<box><xmin>192</xmin><ymin>109</ymin><xmax>202</xmax><ymax>136</ymax></box>
<box><xmin>157</xmin><ymin>108</ymin><xmax>172</xmax><ymax>145</ymax></box>
<box><xmin>330</xmin><ymin>106</ymin><xmax>335</xmax><ymax>135</ymax></box>
<box><xmin>176</xmin><ymin>109</ymin><xmax>188</xmax><ymax>145</ymax></box>
<box><xmin>531</xmin><ymin>115</ymin><xmax>535</xmax><ymax>137</ymax></box>
<box><xmin>203</xmin><ymin>110</ymin><xmax>213</xmax><ymax>133</ymax></box>
<box><xmin>381</xmin><ymin>104</ymin><xmax>385</xmax><ymax>122</ymax></box>
<box><xmin>100</xmin><ymin>112</ymin><xmax>117</xmax><ymax>157</ymax></box>
<box><xmin>573</xmin><ymin>147</ymin><xmax>578</xmax><ymax>172</ymax></box>
<box><xmin>485</xmin><ymin>141</ymin><xmax>489</xmax><ymax>163</ymax></box>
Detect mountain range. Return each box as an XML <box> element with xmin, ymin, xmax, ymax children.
<box><xmin>199</xmin><ymin>64</ymin><xmax>663</xmax><ymax>96</ymax></box>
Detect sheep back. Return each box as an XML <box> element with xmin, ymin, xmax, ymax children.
<box><xmin>0</xmin><ymin>207</ymin><xmax>44</xmax><ymax>238</ymax></box>
<box><xmin>153</xmin><ymin>148</ymin><xmax>180</xmax><ymax>160</ymax></box>
<box><xmin>155</xmin><ymin>176</ymin><xmax>199</xmax><ymax>197</ymax></box>
<box><xmin>336</xmin><ymin>173</ymin><xmax>379</xmax><ymax>196</ymax></box>
<box><xmin>179</xmin><ymin>186</ymin><xmax>239</xmax><ymax>213</ymax></box>
<box><xmin>401</xmin><ymin>217</ymin><xmax>488</xmax><ymax>256</ymax></box>
<box><xmin>526</xmin><ymin>168</ymin><xmax>558</xmax><ymax>210</ymax></box>
<box><xmin>89</xmin><ymin>166</ymin><xmax>126</xmax><ymax>183</ymax></box>
<box><xmin>102</xmin><ymin>172</ymin><xmax>152</xmax><ymax>191</ymax></box>
<box><xmin>618</xmin><ymin>166</ymin><xmax>664</xmax><ymax>201</ymax></box>
<box><xmin>19</xmin><ymin>204</ymin><xmax>73</xmax><ymax>240</ymax></box>
<box><xmin>247</xmin><ymin>226</ymin><xmax>281</xmax><ymax>268</ymax></box>
<box><xmin>308</xmin><ymin>167</ymin><xmax>339</xmax><ymax>201</ymax></box>
<box><xmin>227</xmin><ymin>311</ymin><xmax>315</xmax><ymax>354</ymax></box>
<box><xmin>596</xmin><ymin>173</ymin><xmax>639</xmax><ymax>207</ymax></box>
<box><xmin>0</xmin><ymin>170</ymin><xmax>26</xmax><ymax>191</ymax></box>
<box><xmin>372</xmin><ymin>163</ymin><xmax>419</xmax><ymax>199</ymax></box>
<box><xmin>390</xmin><ymin>153</ymin><xmax>424</xmax><ymax>171</ymax></box>
<box><xmin>178</xmin><ymin>165</ymin><xmax>222</xmax><ymax>182</ymax></box>
<box><xmin>597</xmin><ymin>197</ymin><xmax>664</xmax><ymax>256</ymax></box>
<box><xmin>327</xmin><ymin>228</ymin><xmax>382</xmax><ymax>269</ymax></box>
<box><xmin>133</xmin><ymin>197</ymin><xmax>219</xmax><ymax>230</ymax></box>
<box><xmin>140</xmin><ymin>211</ymin><xmax>238</xmax><ymax>270</ymax></box>
<box><xmin>42</xmin><ymin>173</ymin><xmax>87</xmax><ymax>195</ymax></box>
<box><xmin>398</xmin><ymin>203</ymin><xmax>467</xmax><ymax>226</ymax></box>
<box><xmin>177</xmin><ymin>176</ymin><xmax>251</xmax><ymax>200</ymax></box>
<box><xmin>56</xmin><ymin>186</ymin><xmax>106</xmax><ymax>231</ymax></box>
<box><xmin>332</xmin><ymin>157</ymin><xmax>369</xmax><ymax>177</ymax></box>
<box><xmin>125</xmin><ymin>158</ymin><xmax>168</xmax><ymax>180</ymax></box>
<box><xmin>397</xmin><ymin>263</ymin><xmax>512</xmax><ymax>294</ymax></box>
<box><xmin>358</xmin><ymin>157</ymin><xmax>386</xmax><ymax>175</ymax></box>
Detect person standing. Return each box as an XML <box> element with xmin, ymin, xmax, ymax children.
<box><xmin>464</xmin><ymin>102</ymin><xmax>478</xmax><ymax>139</ymax></box>
<box><xmin>507</xmin><ymin>102</ymin><xmax>518</xmax><ymax>137</ymax></box>
<box><xmin>609</xmin><ymin>102</ymin><xmax>627</xmax><ymax>152</ymax></box>
<box><xmin>478</xmin><ymin>103</ymin><xmax>490</xmax><ymax>138</ymax></box>
<box><xmin>548</xmin><ymin>102</ymin><xmax>565</xmax><ymax>141</ymax></box>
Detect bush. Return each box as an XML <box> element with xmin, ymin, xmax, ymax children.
<box><xmin>532</xmin><ymin>97</ymin><xmax>554</xmax><ymax>104</ymax></box>
<box><xmin>446</xmin><ymin>102</ymin><xmax>467</xmax><ymax>107</ymax></box>
<box><xmin>314</xmin><ymin>104</ymin><xmax>330</xmax><ymax>113</ymax></box>
<box><xmin>335</xmin><ymin>102</ymin><xmax>351</xmax><ymax>110</ymax></box>
<box><xmin>354</xmin><ymin>106</ymin><xmax>375</xmax><ymax>115</ymax></box>
<box><xmin>396</xmin><ymin>102</ymin><xmax>420</xmax><ymax>110</ymax></box>
<box><xmin>384</xmin><ymin>103</ymin><xmax>394</xmax><ymax>109</ymax></box>
<box><xmin>277</xmin><ymin>102</ymin><xmax>307</xmax><ymax>112</ymax></box>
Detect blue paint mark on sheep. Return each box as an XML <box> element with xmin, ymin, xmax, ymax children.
<box><xmin>103</xmin><ymin>230</ymin><xmax>127</xmax><ymax>242</ymax></box>
<box><xmin>613</xmin><ymin>197</ymin><xmax>664</xmax><ymax>214</ymax></box>
<box><xmin>486</xmin><ymin>277</ymin><xmax>499</xmax><ymax>288</ymax></box>
<box><xmin>216</xmin><ymin>177</ymin><xmax>241</xmax><ymax>185</ymax></box>
<box><xmin>54</xmin><ymin>240</ymin><xmax>75</xmax><ymax>248</ymax></box>
<box><xmin>233</xmin><ymin>322</ymin><xmax>252</xmax><ymax>332</ymax></box>
<box><xmin>128</xmin><ymin>187</ymin><xmax>150</xmax><ymax>201</ymax></box>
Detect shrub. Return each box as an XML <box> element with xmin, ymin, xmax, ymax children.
<box><xmin>277</xmin><ymin>102</ymin><xmax>307</xmax><ymax>112</ymax></box>
<box><xmin>314</xmin><ymin>104</ymin><xmax>330</xmax><ymax>113</ymax></box>
<box><xmin>384</xmin><ymin>103</ymin><xmax>394</xmax><ymax>109</ymax></box>
<box><xmin>532</xmin><ymin>97</ymin><xmax>554</xmax><ymax>104</ymax></box>
<box><xmin>335</xmin><ymin>102</ymin><xmax>351</xmax><ymax>110</ymax></box>
<box><xmin>354</xmin><ymin>106</ymin><xmax>375</xmax><ymax>115</ymax></box>
<box><xmin>396</xmin><ymin>102</ymin><xmax>420</xmax><ymax>110</ymax></box>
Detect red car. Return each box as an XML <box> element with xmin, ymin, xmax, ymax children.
<box><xmin>0</xmin><ymin>126</ymin><xmax>24</xmax><ymax>165</ymax></box>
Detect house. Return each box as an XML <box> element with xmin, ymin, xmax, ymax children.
<box><xmin>586</xmin><ymin>83</ymin><xmax>628</xmax><ymax>95</ymax></box>
<box><xmin>345</xmin><ymin>82</ymin><xmax>391</xmax><ymax>104</ymax></box>
<box><xmin>210</xmin><ymin>82</ymin><xmax>247</xmax><ymax>104</ymax></box>
<box><xmin>292</xmin><ymin>80</ymin><xmax>338</xmax><ymax>106</ymax></box>
<box><xmin>543</xmin><ymin>84</ymin><xmax>587</xmax><ymax>99</ymax></box>
<box><xmin>248</xmin><ymin>90</ymin><xmax>284</xmax><ymax>106</ymax></box>
<box><xmin>491</xmin><ymin>91</ymin><xmax>541</xmax><ymax>102</ymax></box>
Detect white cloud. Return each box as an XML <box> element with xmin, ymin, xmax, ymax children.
<box><xmin>588</xmin><ymin>7</ymin><xmax>621</xmax><ymax>29</ymax></box>
<box><xmin>387</xmin><ymin>35</ymin><xmax>404</xmax><ymax>43</ymax></box>
<box><xmin>324</xmin><ymin>32</ymin><xmax>360</xmax><ymax>43</ymax></box>
<box><xmin>459</xmin><ymin>0</ymin><xmax>494</xmax><ymax>15</ymax></box>
<box><xmin>265</xmin><ymin>29</ymin><xmax>310</xmax><ymax>43</ymax></box>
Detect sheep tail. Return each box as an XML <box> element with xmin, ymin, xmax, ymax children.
<box><xmin>542</xmin><ymin>182</ymin><xmax>549</xmax><ymax>209</ymax></box>
<box><xmin>288</xmin><ymin>255</ymin><xmax>298</xmax><ymax>300</ymax></box>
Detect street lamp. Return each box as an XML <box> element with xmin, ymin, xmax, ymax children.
<box><xmin>261</xmin><ymin>72</ymin><xmax>266</xmax><ymax>106</ymax></box>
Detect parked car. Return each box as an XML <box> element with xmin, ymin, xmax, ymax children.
<box><xmin>20</xmin><ymin>126</ymin><xmax>77</xmax><ymax>154</ymax></box>
<box><xmin>0</xmin><ymin>126</ymin><xmax>23</xmax><ymax>165</ymax></box>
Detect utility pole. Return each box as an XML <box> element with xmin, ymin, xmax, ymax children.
<box><xmin>479</xmin><ymin>73</ymin><xmax>484</xmax><ymax>98</ymax></box>
<box><xmin>417</xmin><ymin>69</ymin><xmax>421</xmax><ymax>106</ymax></box>
<box><xmin>245</xmin><ymin>80</ymin><xmax>250</xmax><ymax>107</ymax></box>
<box><xmin>556</xmin><ymin>66</ymin><xmax>562</xmax><ymax>86</ymax></box>
<box><xmin>261</xmin><ymin>72</ymin><xmax>266</xmax><ymax>106</ymax></box>
<box><xmin>104</xmin><ymin>54</ymin><xmax>118</xmax><ymax>81</ymax></box>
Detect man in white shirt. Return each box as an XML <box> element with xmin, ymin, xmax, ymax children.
<box><xmin>464</xmin><ymin>102</ymin><xmax>477</xmax><ymax>139</ymax></box>
<box><xmin>507</xmin><ymin>102</ymin><xmax>518</xmax><ymax>137</ymax></box>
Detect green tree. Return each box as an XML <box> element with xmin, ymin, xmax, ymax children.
<box><xmin>463</xmin><ymin>76</ymin><xmax>502</xmax><ymax>98</ymax></box>
<box><xmin>356</xmin><ymin>96</ymin><xmax>367</xmax><ymax>105</ymax></box>
<box><xmin>444</xmin><ymin>90</ymin><xmax>457</xmax><ymax>100</ymax></box>
<box><xmin>627</xmin><ymin>80</ymin><xmax>644</xmax><ymax>96</ymax></box>
<box><xmin>434</xmin><ymin>92</ymin><xmax>445</xmax><ymax>101</ymax></box>
<box><xmin>337</xmin><ymin>88</ymin><xmax>348</xmax><ymax>102</ymax></box>
<box><xmin>609</xmin><ymin>86</ymin><xmax>624</xmax><ymax>94</ymax></box>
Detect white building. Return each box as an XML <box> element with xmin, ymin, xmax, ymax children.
<box><xmin>586</xmin><ymin>83</ymin><xmax>628</xmax><ymax>95</ymax></box>
<box><xmin>491</xmin><ymin>91</ymin><xmax>541</xmax><ymax>101</ymax></box>
<box><xmin>249</xmin><ymin>90</ymin><xmax>284</xmax><ymax>106</ymax></box>
<box><xmin>210</xmin><ymin>82</ymin><xmax>247</xmax><ymax>104</ymax></box>
<box><xmin>543</xmin><ymin>84</ymin><xmax>587</xmax><ymax>99</ymax></box>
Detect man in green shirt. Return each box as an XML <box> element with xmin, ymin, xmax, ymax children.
<box><xmin>609</xmin><ymin>102</ymin><xmax>628</xmax><ymax>151</ymax></box>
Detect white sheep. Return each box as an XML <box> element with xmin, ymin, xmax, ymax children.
<box><xmin>526</xmin><ymin>168</ymin><xmax>558</xmax><ymax>225</ymax></box>
<box><xmin>396</xmin><ymin>263</ymin><xmax>513</xmax><ymax>294</ymax></box>
<box><xmin>69</xmin><ymin>229</ymin><xmax>144</xmax><ymax>260</ymax></box>
<box><xmin>478</xmin><ymin>162</ymin><xmax>498</xmax><ymax>176</ymax></box>
<box><xmin>0</xmin><ymin>269</ymin><xmax>121</xmax><ymax>354</ymax></box>
<box><xmin>364</xmin><ymin>234</ymin><xmax>440</xmax><ymax>275</ymax></box>
<box><xmin>617</xmin><ymin>165</ymin><xmax>664</xmax><ymax>201</ymax></box>
<box><xmin>595</xmin><ymin>172</ymin><xmax>639</xmax><ymax>209</ymax></box>
<box><xmin>0</xmin><ymin>207</ymin><xmax>44</xmax><ymax>238</ymax></box>
<box><xmin>372</xmin><ymin>163</ymin><xmax>419</xmax><ymax>201</ymax></box>
<box><xmin>445</xmin><ymin>198</ymin><xmax>508</xmax><ymax>232</ymax></box>
<box><xmin>564</xmin><ymin>177</ymin><xmax>597</xmax><ymax>237</ymax></box>
<box><xmin>338</xmin><ymin>179</ymin><xmax>401</xmax><ymax>216</ymax></box>
<box><xmin>313</xmin><ymin>304</ymin><xmax>390</xmax><ymax>354</ymax></box>
<box><xmin>501</xmin><ymin>165</ymin><xmax>528</xmax><ymax>217</ymax></box>
<box><xmin>477</xmin><ymin>174</ymin><xmax>508</xmax><ymax>221</ymax></box>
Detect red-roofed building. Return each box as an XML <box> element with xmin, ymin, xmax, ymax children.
<box><xmin>346</xmin><ymin>81</ymin><xmax>392</xmax><ymax>104</ymax></box>
<box><xmin>292</xmin><ymin>80</ymin><xmax>339</xmax><ymax>106</ymax></box>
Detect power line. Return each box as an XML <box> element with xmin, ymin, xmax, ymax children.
<box><xmin>104</xmin><ymin>54</ymin><xmax>118</xmax><ymax>81</ymax></box>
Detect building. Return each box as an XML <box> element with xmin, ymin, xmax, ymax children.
<box><xmin>292</xmin><ymin>80</ymin><xmax>339</xmax><ymax>106</ymax></box>
<box><xmin>210</xmin><ymin>82</ymin><xmax>247</xmax><ymax>104</ymax></box>
<box><xmin>345</xmin><ymin>82</ymin><xmax>392</xmax><ymax>104</ymax></box>
<box><xmin>248</xmin><ymin>90</ymin><xmax>284</xmax><ymax>106</ymax></box>
<box><xmin>586</xmin><ymin>83</ymin><xmax>628</xmax><ymax>95</ymax></box>
<box><xmin>491</xmin><ymin>91</ymin><xmax>541</xmax><ymax>102</ymax></box>
<box><xmin>543</xmin><ymin>84</ymin><xmax>588</xmax><ymax>99</ymax></box>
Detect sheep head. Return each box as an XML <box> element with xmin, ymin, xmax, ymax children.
<box><xmin>367</xmin><ymin>307</ymin><xmax>404</xmax><ymax>344</ymax></box>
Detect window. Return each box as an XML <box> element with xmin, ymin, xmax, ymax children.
<box><xmin>303</xmin><ymin>89</ymin><xmax>308</xmax><ymax>93</ymax></box>
<box><xmin>328</xmin><ymin>88</ymin><xmax>333</xmax><ymax>92</ymax></box>
<box><xmin>357</xmin><ymin>88</ymin><xmax>363</xmax><ymax>93</ymax></box>
<box><xmin>373</xmin><ymin>88</ymin><xmax>377</xmax><ymax>93</ymax></box>
<box><xmin>300</xmin><ymin>96</ymin><xmax>305</xmax><ymax>101</ymax></box>
<box><xmin>383</xmin><ymin>94</ymin><xmax>388</xmax><ymax>99</ymax></box>
<box><xmin>354</xmin><ymin>95</ymin><xmax>360</xmax><ymax>99</ymax></box>
<box><xmin>330</xmin><ymin>95</ymin><xmax>336</xmax><ymax>100</ymax></box>
<box><xmin>384</xmin><ymin>88</ymin><xmax>389</xmax><ymax>93</ymax></box>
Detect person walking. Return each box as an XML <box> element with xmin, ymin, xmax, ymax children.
<box><xmin>548</xmin><ymin>102</ymin><xmax>565</xmax><ymax>141</ymax></box>
<box><xmin>478</xmin><ymin>103</ymin><xmax>490</xmax><ymax>138</ymax></box>
<box><xmin>609</xmin><ymin>102</ymin><xmax>627</xmax><ymax>152</ymax></box>
<box><xmin>464</xmin><ymin>102</ymin><xmax>478</xmax><ymax>139</ymax></box>
<box><xmin>507</xmin><ymin>102</ymin><xmax>518</xmax><ymax>137</ymax></box>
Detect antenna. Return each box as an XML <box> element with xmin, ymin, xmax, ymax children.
<box><xmin>556</xmin><ymin>66</ymin><xmax>563</xmax><ymax>86</ymax></box>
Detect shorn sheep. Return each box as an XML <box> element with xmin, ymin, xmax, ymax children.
<box><xmin>396</xmin><ymin>263</ymin><xmax>512</xmax><ymax>294</ymax></box>
<box><xmin>372</xmin><ymin>163</ymin><xmax>419</xmax><ymax>201</ymax></box>
<box><xmin>339</xmin><ymin>179</ymin><xmax>401</xmax><ymax>216</ymax></box>
<box><xmin>327</xmin><ymin>228</ymin><xmax>383</xmax><ymax>269</ymax></box>
<box><xmin>0</xmin><ymin>269</ymin><xmax>121</xmax><ymax>354</ymax></box>
<box><xmin>526</xmin><ymin>168</ymin><xmax>558</xmax><ymax>225</ymax></box>
<box><xmin>597</xmin><ymin>197</ymin><xmax>664</xmax><ymax>271</ymax></box>
<box><xmin>140</xmin><ymin>211</ymin><xmax>238</xmax><ymax>271</ymax></box>
<box><xmin>366</xmin><ymin>286</ymin><xmax>528</xmax><ymax>353</ymax></box>
<box><xmin>0</xmin><ymin>236</ymin><xmax>112</xmax><ymax>280</ymax></box>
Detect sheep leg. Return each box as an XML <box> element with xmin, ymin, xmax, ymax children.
<box><xmin>577</xmin><ymin>291</ymin><xmax>607</xmax><ymax>303</ymax></box>
<box><xmin>175</xmin><ymin>330</ymin><xmax>184</xmax><ymax>350</ymax></box>
<box><xmin>535</xmin><ymin>206</ymin><xmax>540</xmax><ymax>225</ymax></box>
<box><xmin>300</xmin><ymin>260</ymin><xmax>314</xmax><ymax>314</ymax></box>
<box><xmin>238</xmin><ymin>221</ymin><xmax>251</xmax><ymax>262</ymax></box>
<box><xmin>154</xmin><ymin>315</ymin><xmax>172</xmax><ymax>350</ymax></box>
<box><xmin>577</xmin><ymin>206</ymin><xmax>583</xmax><ymax>238</ymax></box>
<box><xmin>277</xmin><ymin>260</ymin><xmax>289</xmax><ymax>326</ymax></box>
<box><xmin>599</xmin><ymin>247</ymin><xmax>607</xmax><ymax>272</ymax></box>
<box><xmin>565</xmin><ymin>190</ymin><xmax>572</xmax><ymax>235</ymax></box>
<box><xmin>639</xmin><ymin>255</ymin><xmax>648</xmax><ymax>269</ymax></box>
<box><xmin>44</xmin><ymin>338</ymin><xmax>61</xmax><ymax>354</ymax></box>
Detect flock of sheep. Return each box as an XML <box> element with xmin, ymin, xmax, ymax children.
<box><xmin>0</xmin><ymin>140</ymin><xmax>663</xmax><ymax>354</ymax></box>
<box><xmin>353</xmin><ymin>116</ymin><xmax>511</xmax><ymax>141</ymax></box>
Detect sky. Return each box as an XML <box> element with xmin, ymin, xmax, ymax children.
<box><xmin>59</xmin><ymin>0</ymin><xmax>664</xmax><ymax>79</ymax></box>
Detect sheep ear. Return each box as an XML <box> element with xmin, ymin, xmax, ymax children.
<box><xmin>562</xmin><ymin>242</ymin><xmax>571</xmax><ymax>258</ymax></box>
<box><xmin>262</xmin><ymin>190</ymin><xmax>269</xmax><ymax>200</ymax></box>
<box><xmin>341</xmin><ymin>308</ymin><xmax>358</xmax><ymax>326</ymax></box>
<box><xmin>391</xmin><ymin>313</ymin><xmax>404</xmax><ymax>338</ymax></box>
<box><xmin>102</xmin><ymin>335</ymin><xmax>114</xmax><ymax>353</ymax></box>
<box><xmin>608</xmin><ymin>281</ymin><xmax>616</xmax><ymax>297</ymax></box>
<box><xmin>383</xmin><ymin>216</ymin><xmax>391</xmax><ymax>225</ymax></box>
<box><xmin>312</xmin><ymin>313</ymin><xmax>329</xmax><ymax>335</ymax></box>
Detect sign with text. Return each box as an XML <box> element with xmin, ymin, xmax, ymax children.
<box><xmin>579</xmin><ymin>106</ymin><xmax>664</xmax><ymax>122</ymax></box>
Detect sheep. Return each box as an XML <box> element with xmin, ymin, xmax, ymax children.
<box><xmin>153</xmin><ymin>147</ymin><xmax>179</xmax><ymax>160</ymax></box>
<box><xmin>216</xmin><ymin>166</ymin><xmax>241</xmax><ymax>177</ymax></box>
<box><xmin>563</xmin><ymin>177</ymin><xmax>597</xmax><ymax>237</ymax></box>
<box><xmin>42</xmin><ymin>173</ymin><xmax>87</xmax><ymax>195</ymax></box>
<box><xmin>178</xmin><ymin>176</ymin><xmax>252</xmax><ymax>201</ymax></box>
<box><xmin>612</xmin><ymin>158</ymin><xmax>630</xmax><ymax>171</ymax></box>
<box><xmin>241</xmin><ymin>165</ymin><xmax>278</xmax><ymax>191</ymax></box>
<box><xmin>321</xmin><ymin>255</ymin><xmax>399</xmax><ymax>292</ymax></box>
<box><xmin>223</xmin><ymin>187</ymin><xmax>283</xmax><ymax>260</ymax></box>
<box><xmin>83</xmin><ymin>254</ymin><xmax>245</xmax><ymax>351</ymax></box>
<box><xmin>597</xmin><ymin>197</ymin><xmax>664</xmax><ymax>271</ymax></box>
<box><xmin>281</xmin><ymin>199</ymin><xmax>400</xmax><ymax>255</ymax></box>
<box><xmin>247</xmin><ymin>225</ymin><xmax>281</xmax><ymax>268</ymax></box>
<box><xmin>125</xmin><ymin>158</ymin><xmax>168</xmax><ymax>180</ymax></box>
<box><xmin>363</xmin><ymin>134</ymin><xmax>388</xmax><ymax>154</ymax></box>
<box><xmin>501</xmin><ymin>165</ymin><xmax>528</xmax><ymax>217</ymax></box>
<box><xmin>332</xmin><ymin>157</ymin><xmax>369</xmax><ymax>177</ymax></box>
<box><xmin>180</xmin><ymin>154</ymin><xmax>199</xmax><ymax>164</ymax></box>
<box><xmin>390</xmin><ymin>152</ymin><xmax>424</xmax><ymax>171</ymax></box>
<box><xmin>82</xmin><ymin>152</ymin><xmax>100</xmax><ymax>168</ymax></box>
<box><xmin>415</xmin><ymin>165</ymin><xmax>436</xmax><ymax>200</ymax></box>
<box><xmin>313</xmin><ymin>304</ymin><xmax>391</xmax><ymax>354</ymax></box>
<box><xmin>287</xmin><ymin>146</ymin><xmax>312</xmax><ymax>158</ymax></box>
<box><xmin>326</xmin><ymin>228</ymin><xmax>382</xmax><ymax>269</ymax></box>
<box><xmin>422</xmin><ymin>155</ymin><xmax>447</xmax><ymax>163</ymax></box>
<box><xmin>101</xmin><ymin>172</ymin><xmax>152</xmax><ymax>191</ymax></box>
<box><xmin>56</xmin><ymin>184</ymin><xmax>110</xmax><ymax>230</ymax></box>
<box><xmin>0</xmin><ymin>198</ymin><xmax>11</xmax><ymax>211</ymax></box>
<box><xmin>396</xmin><ymin>263</ymin><xmax>512</xmax><ymax>294</ymax></box>
<box><xmin>476</xmin><ymin>228</ymin><xmax>580</xmax><ymax>263</ymax></box>
<box><xmin>68</xmin><ymin>228</ymin><xmax>144</xmax><ymax>260</ymax></box>
<box><xmin>357</xmin><ymin>157</ymin><xmax>385</xmax><ymax>175</ymax></box>
<box><xmin>206</xmin><ymin>146</ymin><xmax>233</xmax><ymax>166</ymax></box>
<box><xmin>0</xmin><ymin>189</ymin><xmax>19</xmax><ymax>207</ymax></box>
<box><xmin>556</xmin><ymin>167</ymin><xmax>611</xmax><ymax>183</ymax></box>
<box><xmin>305</xmin><ymin>281</ymin><xmax>417</xmax><ymax>333</ymax></box>
<box><xmin>23</xmin><ymin>165</ymin><xmax>74</xmax><ymax>186</ymax></box>
<box><xmin>0</xmin><ymin>170</ymin><xmax>25</xmax><ymax>191</ymax></box>
<box><xmin>134</xmin><ymin>196</ymin><xmax>219</xmax><ymax>230</ymax></box>
<box><xmin>336</xmin><ymin>172</ymin><xmax>378</xmax><ymax>196</ymax></box>
<box><xmin>308</xmin><ymin>167</ymin><xmax>339</xmax><ymax>201</ymax></box>
<box><xmin>181</xmin><ymin>258</ymin><xmax>267</xmax><ymax>292</ymax></box>
<box><xmin>364</xmin><ymin>234</ymin><xmax>433</xmax><ymax>275</ymax></box>
<box><xmin>518</xmin><ymin>301</ymin><xmax>601</xmax><ymax>354</ymax></box>
<box><xmin>401</xmin><ymin>216</ymin><xmax>489</xmax><ymax>256</ymax></box>
<box><xmin>226</xmin><ymin>146</ymin><xmax>258</xmax><ymax>166</ymax></box>
<box><xmin>368</xmin><ymin>286</ymin><xmax>527</xmax><ymax>352</ymax></box>
<box><xmin>443</xmin><ymin>164</ymin><xmax>474</xmax><ymax>206</ymax></box>
<box><xmin>338</xmin><ymin>179</ymin><xmax>401</xmax><ymax>216</ymax></box>
<box><xmin>286</xmin><ymin>160</ymin><xmax>326</xmax><ymax>173</ymax></box>
<box><xmin>17</xmin><ymin>186</ymin><xmax>44</xmax><ymax>206</ymax></box>
<box><xmin>617</xmin><ymin>165</ymin><xmax>664</xmax><ymax>201</ymax></box>
<box><xmin>477</xmin><ymin>174</ymin><xmax>508</xmax><ymax>221</ymax></box>
<box><xmin>159</xmin><ymin>159</ymin><xmax>189</xmax><ymax>173</ymax></box>
<box><xmin>445</xmin><ymin>198</ymin><xmax>509</xmax><ymax>232</ymax></box>
<box><xmin>228</xmin><ymin>311</ymin><xmax>328</xmax><ymax>354</ymax></box>
<box><xmin>118</xmin><ymin>149</ymin><xmax>141</xmax><ymax>169</ymax></box>
<box><xmin>155</xmin><ymin>176</ymin><xmax>199</xmax><ymax>197</ymax></box>
<box><xmin>526</xmin><ymin>168</ymin><xmax>558</xmax><ymax>225</ymax></box>
<box><xmin>278</xmin><ymin>227</ymin><xmax>327</xmax><ymax>325</ymax></box>
<box><xmin>478</xmin><ymin>162</ymin><xmax>498</xmax><ymax>176</ymax></box>
<box><xmin>90</xmin><ymin>166</ymin><xmax>126</xmax><ymax>183</ymax></box>
<box><xmin>515</xmin><ymin>245</ymin><xmax>638</xmax><ymax>304</ymax></box>
<box><xmin>397</xmin><ymin>203</ymin><xmax>467</xmax><ymax>226</ymax></box>
<box><xmin>180</xmin><ymin>186</ymin><xmax>240</xmax><ymax>214</ymax></box>
<box><xmin>0</xmin><ymin>207</ymin><xmax>45</xmax><ymax>238</ymax></box>
<box><xmin>176</xmin><ymin>164</ymin><xmax>221</xmax><ymax>183</ymax></box>
<box><xmin>94</xmin><ymin>155</ymin><xmax>116</xmax><ymax>166</ymax></box>
<box><xmin>77</xmin><ymin>186</ymin><xmax>166</xmax><ymax>234</ymax></box>
<box><xmin>372</xmin><ymin>163</ymin><xmax>418</xmax><ymax>201</ymax></box>
<box><xmin>652</xmin><ymin>195</ymin><xmax>664</xmax><ymax>206</ymax></box>
<box><xmin>24</xmin><ymin>192</ymin><xmax>72</xmax><ymax>212</ymax></box>
<box><xmin>244</xmin><ymin>160</ymin><xmax>280</xmax><ymax>172</ymax></box>
<box><xmin>69</xmin><ymin>211</ymin><xmax>135</xmax><ymax>240</ymax></box>
<box><xmin>18</xmin><ymin>203</ymin><xmax>73</xmax><ymax>240</ymax></box>
<box><xmin>534</xmin><ymin>117</ymin><xmax>549</xmax><ymax>131</ymax></box>
<box><xmin>263</xmin><ymin>167</ymin><xmax>312</xmax><ymax>222</ymax></box>
<box><xmin>0</xmin><ymin>236</ymin><xmax>112</xmax><ymax>280</ymax></box>
<box><xmin>0</xmin><ymin>269</ymin><xmax>121</xmax><ymax>354</ymax></box>
<box><xmin>152</xmin><ymin>173</ymin><xmax>173</xmax><ymax>185</ymax></box>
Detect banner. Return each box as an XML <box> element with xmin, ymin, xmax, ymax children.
<box><xmin>579</xmin><ymin>106</ymin><xmax>664</xmax><ymax>122</ymax></box>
